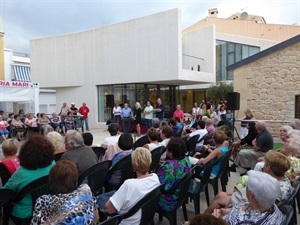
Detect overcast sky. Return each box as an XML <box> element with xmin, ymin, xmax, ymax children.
<box><xmin>0</xmin><ymin>0</ymin><xmax>299</xmax><ymax>54</ymax></box>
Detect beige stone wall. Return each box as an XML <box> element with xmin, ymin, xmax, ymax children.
<box><xmin>233</xmin><ymin>42</ymin><xmax>300</xmax><ymax>135</ymax></box>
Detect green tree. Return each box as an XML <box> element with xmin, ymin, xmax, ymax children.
<box><xmin>206</xmin><ymin>81</ymin><xmax>233</xmax><ymax>103</ymax></box>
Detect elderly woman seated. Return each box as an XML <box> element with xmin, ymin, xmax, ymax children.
<box><xmin>102</xmin><ymin>147</ymin><xmax>160</xmax><ymax>224</ymax></box>
<box><xmin>213</xmin><ymin>170</ymin><xmax>286</xmax><ymax>225</ymax></box>
<box><xmin>157</xmin><ymin>137</ymin><xmax>191</xmax><ymax>212</ymax></box>
<box><xmin>205</xmin><ymin>151</ymin><xmax>293</xmax><ymax>214</ymax></box>
<box><xmin>31</xmin><ymin>160</ymin><xmax>99</xmax><ymax>224</ymax></box>
<box><xmin>143</xmin><ymin>127</ymin><xmax>162</xmax><ymax>151</ymax></box>
<box><xmin>3</xmin><ymin>135</ymin><xmax>56</xmax><ymax>219</ymax></box>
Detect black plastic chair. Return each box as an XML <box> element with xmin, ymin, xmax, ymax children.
<box><xmin>183</xmin><ymin>158</ymin><xmax>215</xmax><ymax>216</ymax></box>
<box><xmin>121</xmin><ymin>185</ymin><xmax>161</xmax><ymax>225</ymax></box>
<box><xmin>150</xmin><ymin>146</ymin><xmax>163</xmax><ymax>173</ymax></box>
<box><xmin>205</xmin><ymin>149</ymin><xmax>232</xmax><ymax>206</ymax></box>
<box><xmin>279</xmin><ymin>180</ymin><xmax>300</xmax><ymax>225</ymax></box>
<box><xmin>99</xmin><ymin>214</ymin><xmax>122</xmax><ymax>225</ymax></box>
<box><xmin>186</xmin><ymin>134</ymin><xmax>200</xmax><ymax>156</ymax></box>
<box><xmin>104</xmin><ymin>154</ymin><xmax>134</xmax><ymax>192</ymax></box>
<box><xmin>279</xmin><ymin>205</ymin><xmax>294</xmax><ymax>225</ymax></box>
<box><xmin>9</xmin><ymin>175</ymin><xmax>50</xmax><ymax>225</ymax></box>
<box><xmin>91</xmin><ymin>146</ymin><xmax>107</xmax><ymax>160</ymax></box>
<box><xmin>133</xmin><ymin>135</ymin><xmax>150</xmax><ymax>149</ymax></box>
<box><xmin>0</xmin><ymin>189</ymin><xmax>15</xmax><ymax>225</ymax></box>
<box><xmin>79</xmin><ymin>160</ymin><xmax>112</xmax><ymax>195</ymax></box>
<box><xmin>156</xmin><ymin>167</ymin><xmax>195</xmax><ymax>225</ymax></box>
<box><xmin>0</xmin><ymin>163</ymin><xmax>12</xmax><ymax>186</ymax></box>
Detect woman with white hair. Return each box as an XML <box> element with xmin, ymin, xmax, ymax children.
<box><xmin>213</xmin><ymin>170</ymin><xmax>285</xmax><ymax>225</ymax></box>
<box><xmin>47</xmin><ymin>131</ymin><xmax>66</xmax><ymax>155</ymax></box>
<box><xmin>133</xmin><ymin>102</ymin><xmax>142</xmax><ymax>137</ymax></box>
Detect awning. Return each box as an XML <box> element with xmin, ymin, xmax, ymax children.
<box><xmin>13</xmin><ymin>65</ymin><xmax>31</xmax><ymax>82</ymax></box>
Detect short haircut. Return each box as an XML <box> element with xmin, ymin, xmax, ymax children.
<box><xmin>2</xmin><ymin>139</ymin><xmax>19</xmax><ymax>156</ymax></box>
<box><xmin>281</xmin><ymin>125</ymin><xmax>293</xmax><ymax>132</ymax></box>
<box><xmin>49</xmin><ymin>160</ymin><xmax>78</xmax><ymax>194</ymax></box>
<box><xmin>264</xmin><ymin>151</ymin><xmax>290</xmax><ymax>177</ymax></box>
<box><xmin>148</xmin><ymin>127</ymin><xmax>159</xmax><ymax>141</ymax></box>
<box><xmin>247</xmin><ymin>170</ymin><xmax>280</xmax><ymax>208</ymax></box>
<box><xmin>13</xmin><ymin>114</ymin><xmax>20</xmax><ymax>119</ymax></box>
<box><xmin>152</xmin><ymin>118</ymin><xmax>160</xmax><ymax>128</ymax></box>
<box><xmin>108</xmin><ymin>123</ymin><xmax>119</xmax><ymax>136</ymax></box>
<box><xmin>197</xmin><ymin>120</ymin><xmax>205</xmax><ymax>129</ymax></box>
<box><xmin>18</xmin><ymin>135</ymin><xmax>54</xmax><ymax>170</ymax></box>
<box><xmin>160</xmin><ymin>121</ymin><xmax>168</xmax><ymax>127</ymax></box>
<box><xmin>256</xmin><ymin>120</ymin><xmax>267</xmax><ymax>130</ymax></box>
<box><xmin>290</xmin><ymin>118</ymin><xmax>300</xmax><ymax>130</ymax></box>
<box><xmin>131</xmin><ymin>147</ymin><xmax>152</xmax><ymax>174</ymax></box>
<box><xmin>217</xmin><ymin>125</ymin><xmax>232</xmax><ymax>139</ymax></box>
<box><xmin>213</xmin><ymin>130</ymin><xmax>227</xmax><ymax>145</ymax></box>
<box><xmin>189</xmin><ymin>214</ymin><xmax>228</xmax><ymax>225</ymax></box>
<box><xmin>205</xmin><ymin>118</ymin><xmax>213</xmax><ymax>125</ymax></box>
<box><xmin>118</xmin><ymin>133</ymin><xmax>133</xmax><ymax>150</ymax></box>
<box><xmin>166</xmin><ymin>137</ymin><xmax>186</xmax><ymax>160</ymax></box>
<box><xmin>82</xmin><ymin>132</ymin><xmax>93</xmax><ymax>146</ymax></box>
<box><xmin>169</xmin><ymin>118</ymin><xmax>177</xmax><ymax>126</ymax></box>
<box><xmin>286</xmin><ymin>136</ymin><xmax>300</xmax><ymax>156</ymax></box>
<box><xmin>47</xmin><ymin>131</ymin><xmax>63</xmax><ymax>150</ymax></box>
<box><xmin>220</xmin><ymin>114</ymin><xmax>226</xmax><ymax>121</ymax></box>
<box><xmin>66</xmin><ymin>131</ymin><xmax>85</xmax><ymax>147</ymax></box>
<box><xmin>161</xmin><ymin>126</ymin><xmax>173</xmax><ymax>138</ymax></box>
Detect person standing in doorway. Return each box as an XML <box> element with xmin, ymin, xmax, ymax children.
<box><xmin>79</xmin><ymin>102</ymin><xmax>90</xmax><ymax>131</ymax></box>
<box><xmin>121</xmin><ymin>103</ymin><xmax>132</xmax><ymax>133</ymax></box>
<box><xmin>144</xmin><ymin>100</ymin><xmax>153</xmax><ymax>129</ymax></box>
<box><xmin>59</xmin><ymin>102</ymin><xmax>70</xmax><ymax>122</ymax></box>
<box><xmin>133</xmin><ymin>102</ymin><xmax>142</xmax><ymax>137</ymax></box>
<box><xmin>113</xmin><ymin>102</ymin><xmax>122</xmax><ymax>124</ymax></box>
<box><xmin>154</xmin><ymin>98</ymin><xmax>164</xmax><ymax>121</ymax></box>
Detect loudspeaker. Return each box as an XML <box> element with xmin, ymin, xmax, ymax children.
<box><xmin>106</xmin><ymin>95</ymin><xmax>114</xmax><ymax>107</ymax></box>
<box><xmin>227</xmin><ymin>92</ymin><xmax>240</xmax><ymax>110</ymax></box>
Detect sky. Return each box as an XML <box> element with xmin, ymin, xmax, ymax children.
<box><xmin>0</xmin><ymin>0</ymin><xmax>299</xmax><ymax>54</ymax></box>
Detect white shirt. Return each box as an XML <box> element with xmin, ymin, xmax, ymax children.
<box><xmin>109</xmin><ymin>174</ymin><xmax>160</xmax><ymax>225</ymax></box>
<box><xmin>160</xmin><ymin>138</ymin><xmax>170</xmax><ymax>148</ymax></box>
<box><xmin>113</xmin><ymin>106</ymin><xmax>122</xmax><ymax>116</ymax></box>
<box><xmin>189</xmin><ymin>129</ymin><xmax>208</xmax><ymax>148</ymax></box>
<box><xmin>102</xmin><ymin>135</ymin><xmax>120</xmax><ymax>146</ymax></box>
<box><xmin>148</xmin><ymin>142</ymin><xmax>162</xmax><ymax>151</ymax></box>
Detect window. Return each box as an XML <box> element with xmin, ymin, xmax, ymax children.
<box><xmin>216</xmin><ymin>40</ymin><xmax>260</xmax><ymax>81</ymax></box>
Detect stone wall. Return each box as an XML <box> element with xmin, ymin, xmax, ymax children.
<box><xmin>233</xmin><ymin>42</ymin><xmax>300</xmax><ymax>136</ymax></box>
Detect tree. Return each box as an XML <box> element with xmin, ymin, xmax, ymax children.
<box><xmin>206</xmin><ymin>81</ymin><xmax>233</xmax><ymax>103</ymax></box>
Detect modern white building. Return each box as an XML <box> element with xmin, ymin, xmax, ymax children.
<box><xmin>30</xmin><ymin>8</ymin><xmax>300</xmax><ymax>128</ymax></box>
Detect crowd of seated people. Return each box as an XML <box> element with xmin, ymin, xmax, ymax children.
<box><xmin>0</xmin><ymin>106</ymin><xmax>86</xmax><ymax>141</ymax></box>
<box><xmin>3</xmin><ymin>98</ymin><xmax>300</xmax><ymax>225</ymax></box>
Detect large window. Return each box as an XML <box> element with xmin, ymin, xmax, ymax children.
<box><xmin>97</xmin><ymin>84</ymin><xmax>179</xmax><ymax>122</ymax></box>
<box><xmin>216</xmin><ymin>41</ymin><xmax>260</xmax><ymax>81</ymax></box>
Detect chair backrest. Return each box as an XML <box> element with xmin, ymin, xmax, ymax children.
<box><xmin>163</xmin><ymin>166</ymin><xmax>195</xmax><ymax>211</ymax></box>
<box><xmin>214</xmin><ymin>148</ymin><xmax>232</xmax><ymax>180</ymax></box>
<box><xmin>193</xmin><ymin>158</ymin><xmax>215</xmax><ymax>191</ymax></box>
<box><xmin>133</xmin><ymin>136</ymin><xmax>150</xmax><ymax>149</ymax></box>
<box><xmin>150</xmin><ymin>146</ymin><xmax>163</xmax><ymax>173</ymax></box>
<box><xmin>14</xmin><ymin>175</ymin><xmax>50</xmax><ymax>211</ymax></box>
<box><xmin>279</xmin><ymin>180</ymin><xmax>300</xmax><ymax>206</ymax></box>
<box><xmin>279</xmin><ymin>205</ymin><xmax>294</xmax><ymax>225</ymax></box>
<box><xmin>99</xmin><ymin>215</ymin><xmax>122</xmax><ymax>225</ymax></box>
<box><xmin>186</xmin><ymin>134</ymin><xmax>200</xmax><ymax>156</ymax></box>
<box><xmin>0</xmin><ymin>163</ymin><xmax>12</xmax><ymax>186</ymax></box>
<box><xmin>91</xmin><ymin>146</ymin><xmax>107</xmax><ymax>160</ymax></box>
<box><xmin>109</xmin><ymin>154</ymin><xmax>134</xmax><ymax>189</ymax></box>
<box><xmin>79</xmin><ymin>160</ymin><xmax>112</xmax><ymax>195</ymax></box>
<box><xmin>122</xmin><ymin>185</ymin><xmax>161</xmax><ymax>225</ymax></box>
